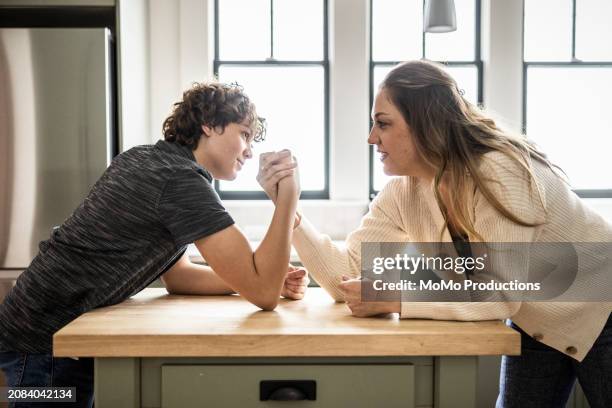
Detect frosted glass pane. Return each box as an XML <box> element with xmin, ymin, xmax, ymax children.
<box><xmin>425</xmin><ymin>0</ymin><xmax>475</xmax><ymax>61</ymax></box>
<box><xmin>372</xmin><ymin>0</ymin><xmax>423</xmax><ymax>61</ymax></box>
<box><xmin>218</xmin><ymin>0</ymin><xmax>270</xmax><ymax>60</ymax></box>
<box><xmin>445</xmin><ymin>65</ymin><xmax>478</xmax><ymax>104</ymax></box>
<box><xmin>575</xmin><ymin>0</ymin><xmax>612</xmax><ymax>61</ymax></box>
<box><xmin>524</xmin><ymin>0</ymin><xmax>572</xmax><ymax>62</ymax></box>
<box><xmin>526</xmin><ymin>67</ymin><xmax>612</xmax><ymax>189</ymax></box>
<box><xmin>273</xmin><ymin>0</ymin><xmax>324</xmax><ymax>60</ymax></box>
<box><xmin>373</xmin><ymin>65</ymin><xmax>392</xmax><ymax>94</ymax></box>
<box><xmin>372</xmin><ymin>64</ymin><xmax>478</xmax><ymax>191</ymax></box>
<box><xmin>217</xmin><ymin>65</ymin><xmax>325</xmax><ymax>191</ymax></box>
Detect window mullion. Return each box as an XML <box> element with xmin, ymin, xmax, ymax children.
<box><xmin>214</xmin><ymin>0</ymin><xmax>220</xmax><ymax>61</ymax></box>
<box><xmin>270</xmin><ymin>0</ymin><xmax>274</xmax><ymax>59</ymax></box>
<box><xmin>475</xmin><ymin>0</ymin><xmax>482</xmax><ymax>61</ymax></box>
<box><xmin>421</xmin><ymin>0</ymin><xmax>426</xmax><ymax>58</ymax></box>
<box><xmin>571</xmin><ymin>0</ymin><xmax>577</xmax><ymax>60</ymax></box>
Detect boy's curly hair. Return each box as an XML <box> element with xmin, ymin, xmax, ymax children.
<box><xmin>162</xmin><ymin>82</ymin><xmax>266</xmax><ymax>148</ymax></box>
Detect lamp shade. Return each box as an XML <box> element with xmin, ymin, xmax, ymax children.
<box><xmin>424</xmin><ymin>0</ymin><xmax>457</xmax><ymax>33</ymax></box>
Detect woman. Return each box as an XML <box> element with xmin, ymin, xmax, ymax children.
<box><xmin>0</xmin><ymin>82</ymin><xmax>307</xmax><ymax>407</ymax></box>
<box><xmin>258</xmin><ymin>60</ymin><xmax>611</xmax><ymax>407</ymax></box>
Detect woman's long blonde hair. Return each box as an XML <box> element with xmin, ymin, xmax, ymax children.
<box><xmin>381</xmin><ymin>60</ymin><xmax>559</xmax><ymax>241</ymax></box>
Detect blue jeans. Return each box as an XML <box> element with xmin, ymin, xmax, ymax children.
<box><xmin>0</xmin><ymin>352</ymin><xmax>93</xmax><ymax>408</ymax></box>
<box><xmin>497</xmin><ymin>313</ymin><xmax>612</xmax><ymax>408</ymax></box>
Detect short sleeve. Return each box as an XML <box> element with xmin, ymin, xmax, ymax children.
<box><xmin>158</xmin><ymin>168</ymin><xmax>234</xmax><ymax>246</ymax></box>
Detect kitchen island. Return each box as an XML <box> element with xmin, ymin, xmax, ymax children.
<box><xmin>54</xmin><ymin>288</ymin><xmax>519</xmax><ymax>408</ymax></box>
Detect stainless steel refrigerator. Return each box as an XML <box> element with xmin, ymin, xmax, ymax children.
<box><xmin>0</xmin><ymin>26</ymin><xmax>115</xmax><ymax>276</ymax></box>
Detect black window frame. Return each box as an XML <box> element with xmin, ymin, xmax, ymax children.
<box><xmin>368</xmin><ymin>0</ymin><xmax>483</xmax><ymax>199</ymax></box>
<box><xmin>213</xmin><ymin>0</ymin><xmax>330</xmax><ymax>200</ymax></box>
<box><xmin>522</xmin><ymin>0</ymin><xmax>612</xmax><ymax>198</ymax></box>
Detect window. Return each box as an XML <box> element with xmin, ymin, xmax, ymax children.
<box><xmin>369</xmin><ymin>0</ymin><xmax>482</xmax><ymax>196</ymax></box>
<box><xmin>523</xmin><ymin>0</ymin><xmax>612</xmax><ymax>196</ymax></box>
<box><xmin>214</xmin><ymin>0</ymin><xmax>329</xmax><ymax>199</ymax></box>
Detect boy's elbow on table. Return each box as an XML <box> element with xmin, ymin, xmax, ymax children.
<box><xmin>246</xmin><ymin>290</ymin><xmax>279</xmax><ymax>311</ymax></box>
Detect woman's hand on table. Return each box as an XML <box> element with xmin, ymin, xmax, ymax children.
<box><xmin>281</xmin><ymin>265</ymin><xmax>310</xmax><ymax>300</ymax></box>
<box><xmin>339</xmin><ymin>275</ymin><xmax>401</xmax><ymax>317</ymax></box>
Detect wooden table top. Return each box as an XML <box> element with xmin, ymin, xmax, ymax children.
<box><xmin>53</xmin><ymin>288</ymin><xmax>520</xmax><ymax>358</ymax></box>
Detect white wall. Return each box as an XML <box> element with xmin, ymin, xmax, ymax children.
<box><xmin>329</xmin><ymin>0</ymin><xmax>370</xmax><ymax>202</ymax></box>
<box><xmin>148</xmin><ymin>0</ymin><xmax>180</xmax><ymax>142</ymax></box>
<box><xmin>148</xmin><ymin>0</ymin><xmax>213</xmax><ymax>143</ymax></box>
<box><xmin>117</xmin><ymin>0</ymin><xmax>151</xmax><ymax>150</ymax></box>
<box><xmin>482</xmin><ymin>0</ymin><xmax>523</xmax><ymax>132</ymax></box>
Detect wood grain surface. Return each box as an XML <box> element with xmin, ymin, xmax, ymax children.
<box><xmin>53</xmin><ymin>288</ymin><xmax>520</xmax><ymax>357</ymax></box>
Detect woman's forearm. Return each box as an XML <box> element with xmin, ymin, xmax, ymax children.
<box><xmin>291</xmin><ymin>183</ymin><xmax>410</xmax><ymax>301</ymax></box>
<box><xmin>292</xmin><ymin>216</ymin><xmax>356</xmax><ymax>301</ymax></box>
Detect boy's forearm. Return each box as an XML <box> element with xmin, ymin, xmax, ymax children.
<box><xmin>252</xmin><ymin>180</ymin><xmax>298</xmax><ymax>301</ymax></box>
<box><xmin>162</xmin><ymin>263</ymin><xmax>235</xmax><ymax>295</ymax></box>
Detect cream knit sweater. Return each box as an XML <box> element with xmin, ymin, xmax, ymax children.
<box><xmin>293</xmin><ymin>151</ymin><xmax>611</xmax><ymax>362</ymax></box>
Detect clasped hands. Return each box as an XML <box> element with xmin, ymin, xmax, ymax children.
<box><xmin>257</xmin><ymin>150</ymin><xmax>400</xmax><ymax>316</ymax></box>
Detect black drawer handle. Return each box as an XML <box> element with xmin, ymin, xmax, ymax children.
<box><xmin>270</xmin><ymin>387</ymin><xmax>306</xmax><ymax>400</ymax></box>
<box><xmin>260</xmin><ymin>380</ymin><xmax>316</xmax><ymax>401</ymax></box>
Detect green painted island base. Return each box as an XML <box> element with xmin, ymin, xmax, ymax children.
<box><xmin>94</xmin><ymin>356</ymin><xmax>477</xmax><ymax>408</ymax></box>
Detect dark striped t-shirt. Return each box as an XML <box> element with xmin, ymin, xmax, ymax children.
<box><xmin>0</xmin><ymin>140</ymin><xmax>234</xmax><ymax>353</ymax></box>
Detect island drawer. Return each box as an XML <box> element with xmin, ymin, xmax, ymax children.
<box><xmin>161</xmin><ymin>364</ymin><xmax>416</xmax><ymax>408</ymax></box>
